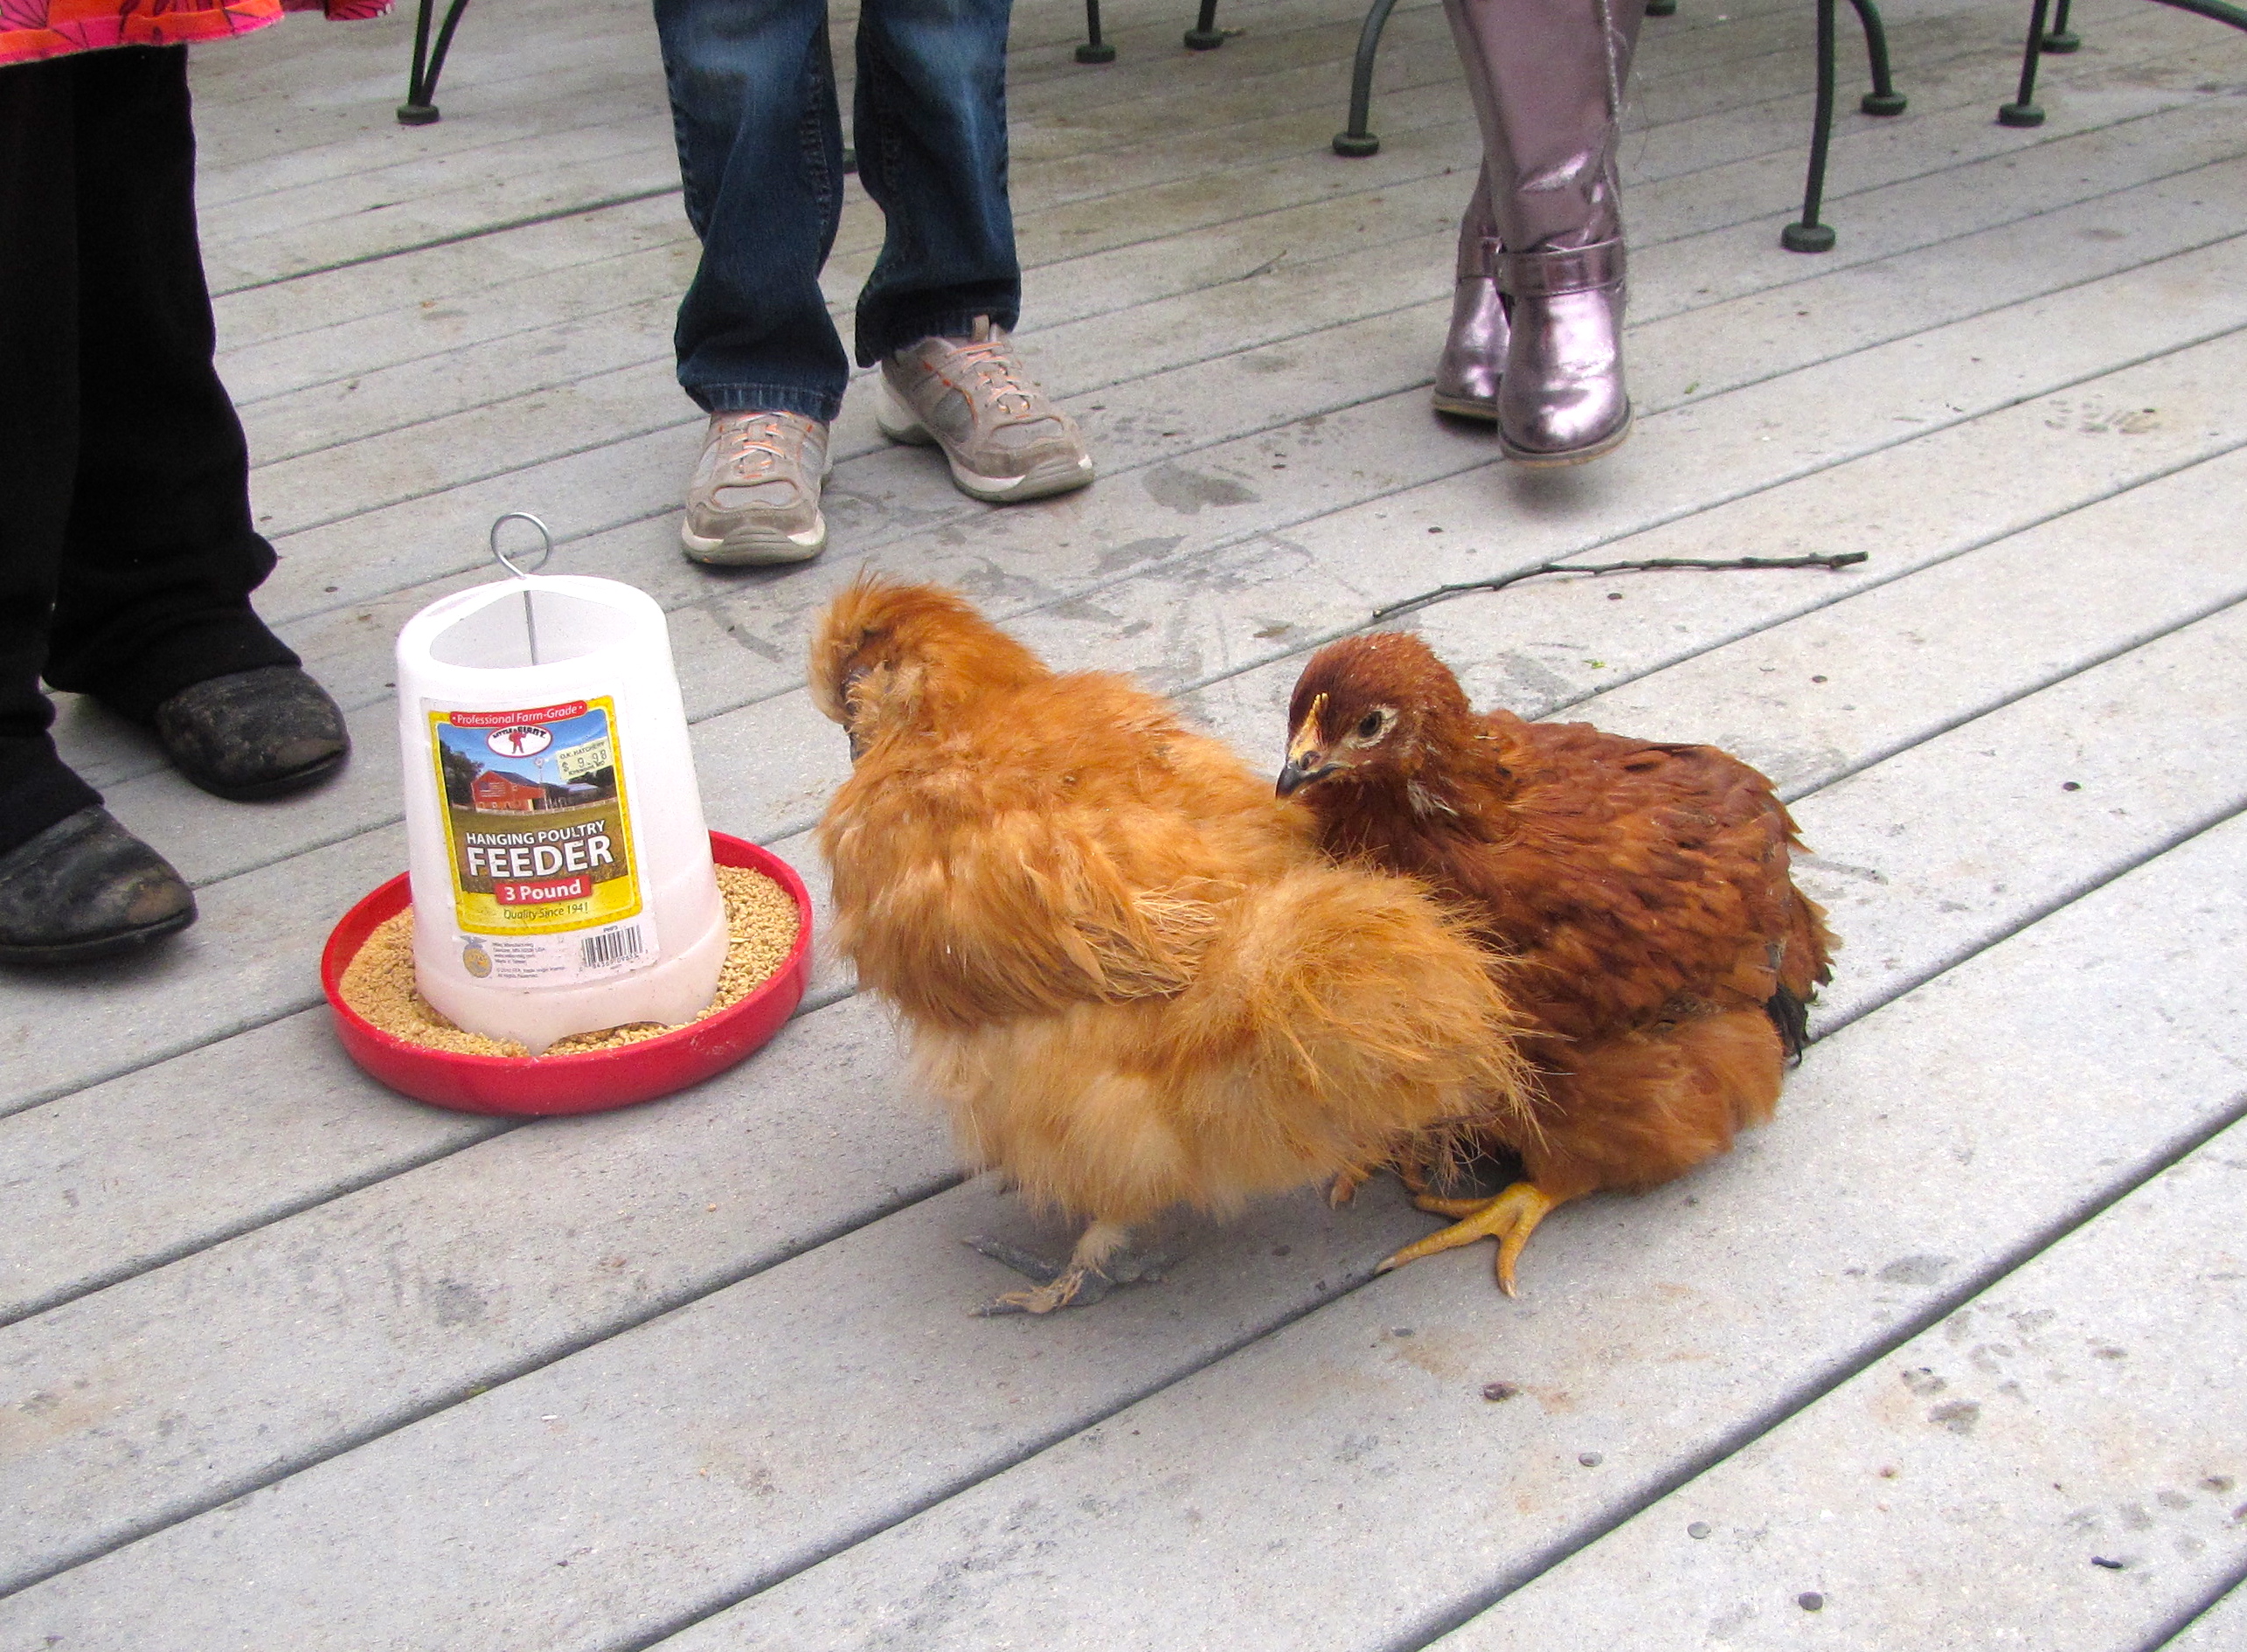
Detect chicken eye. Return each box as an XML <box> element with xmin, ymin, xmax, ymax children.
<box><xmin>1356</xmin><ymin>711</ymin><xmax>1386</xmax><ymax>740</ymax></box>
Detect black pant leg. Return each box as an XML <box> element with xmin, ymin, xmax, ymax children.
<box><xmin>42</xmin><ymin>45</ymin><xmax>297</xmax><ymax>726</ymax></box>
<box><xmin>0</xmin><ymin>56</ymin><xmax>104</xmax><ymax>856</ymax></box>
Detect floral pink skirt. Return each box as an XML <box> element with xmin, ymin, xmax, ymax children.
<box><xmin>2</xmin><ymin>0</ymin><xmax>392</xmax><ymax>71</ymax></box>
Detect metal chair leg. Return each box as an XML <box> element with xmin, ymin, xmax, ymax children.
<box><xmin>2145</xmin><ymin>0</ymin><xmax>2247</xmax><ymax>26</ymax></box>
<box><xmin>397</xmin><ymin>0</ymin><xmax>472</xmax><ymax>124</ymax></box>
<box><xmin>1332</xmin><ymin>0</ymin><xmax>1400</xmax><ymax>156</ymax></box>
<box><xmin>1781</xmin><ymin>0</ymin><xmax>1907</xmax><ymax>251</ymax></box>
<box><xmin>1844</xmin><ymin>0</ymin><xmax>1906</xmax><ymax>114</ymax></box>
<box><xmin>2001</xmin><ymin>0</ymin><xmax>2244</xmax><ymax>128</ymax></box>
<box><xmin>1781</xmin><ymin>0</ymin><xmax>1838</xmax><ymax>249</ymax></box>
<box><xmin>1184</xmin><ymin>0</ymin><xmax>1225</xmax><ymax>48</ymax></box>
<box><xmin>1078</xmin><ymin>0</ymin><xmax>1116</xmax><ymax>62</ymax></box>
<box><xmin>1999</xmin><ymin>0</ymin><xmax>2051</xmax><ymax>125</ymax></box>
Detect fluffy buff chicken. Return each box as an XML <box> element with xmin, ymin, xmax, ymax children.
<box><xmin>1278</xmin><ymin>630</ymin><xmax>1834</xmax><ymax>1294</ymax></box>
<box><xmin>811</xmin><ymin>579</ymin><xmax>1535</xmax><ymax>1313</ymax></box>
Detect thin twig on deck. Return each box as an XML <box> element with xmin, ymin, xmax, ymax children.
<box><xmin>1370</xmin><ymin>552</ymin><xmax>1869</xmax><ymax>623</ymax></box>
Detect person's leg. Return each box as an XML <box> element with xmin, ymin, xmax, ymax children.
<box><xmin>849</xmin><ymin>0</ymin><xmax>1018</xmax><ymax>363</ymax></box>
<box><xmin>1432</xmin><ymin>171</ymin><xmax>1508</xmax><ymax>420</ymax></box>
<box><xmin>656</xmin><ymin>0</ymin><xmax>851</xmax><ymax>421</ymax></box>
<box><xmin>657</xmin><ymin>0</ymin><xmax>850</xmax><ymax>563</ymax></box>
<box><xmin>39</xmin><ymin>46</ymin><xmax>346</xmax><ymax>803</ymax></box>
<box><xmin>0</xmin><ymin>52</ymin><xmax>194</xmax><ymax>961</ymax></box>
<box><xmin>854</xmin><ymin>0</ymin><xmax>1092</xmax><ymax>502</ymax></box>
<box><xmin>42</xmin><ymin>47</ymin><xmax>308</xmax><ymax>721</ymax></box>
<box><xmin>0</xmin><ymin>56</ymin><xmax>105</xmax><ymax>857</ymax></box>
<box><xmin>1449</xmin><ymin>0</ymin><xmax>1639</xmax><ymax>255</ymax></box>
<box><xmin>1442</xmin><ymin>0</ymin><xmax>1641</xmax><ymax>462</ymax></box>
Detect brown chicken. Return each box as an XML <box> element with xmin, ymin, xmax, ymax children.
<box><xmin>811</xmin><ymin>579</ymin><xmax>1535</xmax><ymax>1313</ymax></box>
<box><xmin>1278</xmin><ymin>631</ymin><xmax>1834</xmax><ymax>1293</ymax></box>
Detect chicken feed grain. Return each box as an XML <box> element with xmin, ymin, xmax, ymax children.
<box><xmin>340</xmin><ymin>864</ymin><xmax>798</xmax><ymax>1057</ymax></box>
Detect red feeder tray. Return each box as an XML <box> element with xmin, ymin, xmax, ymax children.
<box><xmin>321</xmin><ymin>831</ymin><xmax>812</xmax><ymax>1116</ymax></box>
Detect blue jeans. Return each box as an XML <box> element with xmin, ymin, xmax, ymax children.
<box><xmin>655</xmin><ymin>0</ymin><xmax>1022</xmax><ymax>423</ymax></box>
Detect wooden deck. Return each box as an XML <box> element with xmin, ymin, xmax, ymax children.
<box><xmin>4</xmin><ymin>0</ymin><xmax>2246</xmax><ymax>1643</ymax></box>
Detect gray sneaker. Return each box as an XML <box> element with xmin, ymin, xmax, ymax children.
<box><xmin>877</xmin><ymin>318</ymin><xmax>1094</xmax><ymax>503</ymax></box>
<box><xmin>681</xmin><ymin>410</ymin><xmax>829</xmax><ymax>565</ymax></box>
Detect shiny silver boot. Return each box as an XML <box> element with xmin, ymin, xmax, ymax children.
<box><xmin>1443</xmin><ymin>0</ymin><xmax>1641</xmax><ymax>462</ymax></box>
<box><xmin>1432</xmin><ymin>187</ymin><xmax>1506</xmax><ymax>421</ymax></box>
<box><xmin>1432</xmin><ymin>252</ymin><xmax>1508</xmax><ymax>421</ymax></box>
<box><xmin>1494</xmin><ymin>239</ymin><xmax>1630</xmax><ymax>464</ymax></box>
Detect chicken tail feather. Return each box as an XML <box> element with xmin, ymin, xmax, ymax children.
<box><xmin>1170</xmin><ymin>864</ymin><xmax>1538</xmax><ymax>1175</ymax></box>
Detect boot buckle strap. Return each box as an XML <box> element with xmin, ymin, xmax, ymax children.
<box><xmin>1494</xmin><ymin>239</ymin><xmax>1626</xmax><ymax>299</ymax></box>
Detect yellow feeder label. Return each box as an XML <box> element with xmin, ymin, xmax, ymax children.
<box><xmin>427</xmin><ymin>697</ymin><xmax>652</xmax><ymax>978</ymax></box>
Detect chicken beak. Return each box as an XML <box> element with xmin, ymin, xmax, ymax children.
<box><xmin>1275</xmin><ymin>753</ymin><xmax>1326</xmax><ymax>797</ymax></box>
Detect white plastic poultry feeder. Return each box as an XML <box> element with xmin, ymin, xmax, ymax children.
<box><xmin>392</xmin><ymin>515</ymin><xmax>725</xmax><ymax>1055</ymax></box>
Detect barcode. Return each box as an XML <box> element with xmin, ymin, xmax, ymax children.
<box><xmin>579</xmin><ymin>926</ymin><xmax>642</xmax><ymax>970</ymax></box>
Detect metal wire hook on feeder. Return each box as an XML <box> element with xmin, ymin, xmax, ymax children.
<box><xmin>489</xmin><ymin>512</ymin><xmax>554</xmax><ymax>665</ymax></box>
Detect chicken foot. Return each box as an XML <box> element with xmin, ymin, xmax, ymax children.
<box><xmin>967</xmin><ymin>1220</ymin><xmax>1170</xmax><ymax>1315</ymax></box>
<box><xmin>1376</xmin><ymin>1182</ymin><xmax>1560</xmax><ymax>1296</ymax></box>
<box><xmin>1327</xmin><ymin>1167</ymin><xmax>1370</xmax><ymax>1208</ymax></box>
<box><xmin>1328</xmin><ymin>1152</ymin><xmax>1435</xmax><ymax>1208</ymax></box>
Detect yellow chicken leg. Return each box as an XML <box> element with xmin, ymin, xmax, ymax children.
<box><xmin>970</xmin><ymin>1219</ymin><xmax>1141</xmax><ymax>1315</ymax></box>
<box><xmin>1331</xmin><ymin>1147</ymin><xmax>1438</xmax><ymax>1208</ymax></box>
<box><xmin>1376</xmin><ymin>1182</ymin><xmax>1559</xmax><ymax>1295</ymax></box>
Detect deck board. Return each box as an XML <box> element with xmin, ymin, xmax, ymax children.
<box><xmin>2167</xmin><ymin>1583</ymin><xmax>2247</xmax><ymax>1651</ymax></box>
<box><xmin>3</xmin><ymin>0</ymin><xmax>2244</xmax><ymax>1642</ymax></box>
<box><xmin>1429</xmin><ymin>1119</ymin><xmax>2247</xmax><ymax>1652</ymax></box>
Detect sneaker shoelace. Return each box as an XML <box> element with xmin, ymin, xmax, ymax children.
<box><xmin>940</xmin><ymin>337</ymin><xmax>1040</xmax><ymax>426</ymax></box>
<box><xmin>711</xmin><ymin>412</ymin><xmax>803</xmax><ymax>481</ymax></box>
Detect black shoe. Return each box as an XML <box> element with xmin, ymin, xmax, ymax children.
<box><xmin>0</xmin><ymin>807</ymin><xmax>197</xmax><ymax>965</ymax></box>
<box><xmin>152</xmin><ymin>666</ymin><xmax>350</xmax><ymax>802</ymax></box>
